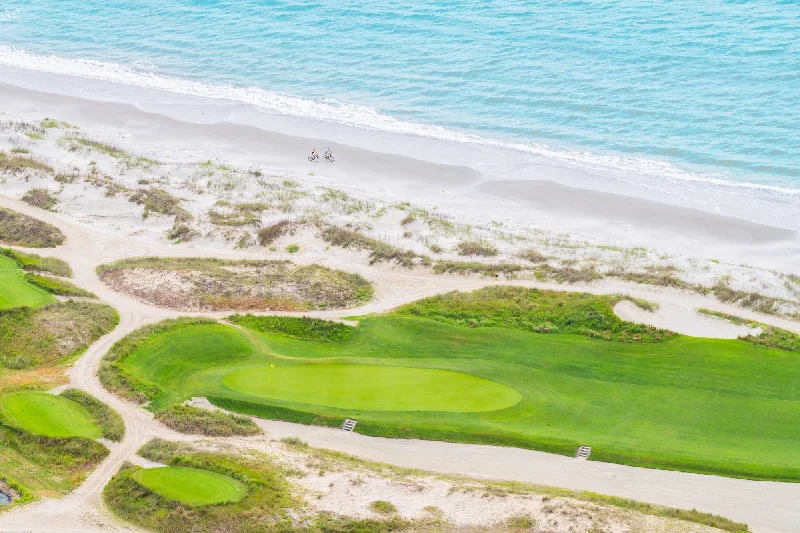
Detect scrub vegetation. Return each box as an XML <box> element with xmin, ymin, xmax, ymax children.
<box><xmin>97</xmin><ymin>257</ymin><xmax>373</xmax><ymax>311</ymax></box>
<box><xmin>0</xmin><ymin>207</ymin><xmax>65</xmax><ymax>248</ymax></box>
<box><xmin>0</xmin><ymin>248</ymin><xmax>72</xmax><ymax>277</ymax></box>
<box><xmin>103</xmin><ymin>287</ymin><xmax>800</xmax><ymax>481</ymax></box>
<box><xmin>22</xmin><ymin>273</ymin><xmax>96</xmax><ymax>298</ymax></box>
<box><xmin>154</xmin><ymin>405</ymin><xmax>261</xmax><ymax>437</ymax></box>
<box><xmin>21</xmin><ymin>188</ymin><xmax>59</xmax><ymax>211</ymax></box>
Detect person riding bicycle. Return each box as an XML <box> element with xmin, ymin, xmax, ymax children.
<box><xmin>325</xmin><ymin>148</ymin><xmax>332</xmax><ymax>158</ymax></box>
<box><xmin>311</xmin><ymin>149</ymin><xmax>318</xmax><ymax>160</ymax></box>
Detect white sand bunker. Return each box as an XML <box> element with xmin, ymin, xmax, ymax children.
<box><xmin>614</xmin><ymin>301</ymin><xmax>760</xmax><ymax>339</ymax></box>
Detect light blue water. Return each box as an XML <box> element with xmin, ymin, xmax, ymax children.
<box><xmin>2</xmin><ymin>1</ymin><xmax>800</xmax><ymax>198</ymax></box>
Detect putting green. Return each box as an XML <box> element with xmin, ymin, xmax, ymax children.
<box><xmin>223</xmin><ymin>364</ymin><xmax>521</xmax><ymax>412</ymax></box>
<box><xmin>0</xmin><ymin>392</ymin><xmax>101</xmax><ymax>438</ymax></box>
<box><xmin>0</xmin><ymin>255</ymin><xmax>53</xmax><ymax>310</ymax></box>
<box><xmin>132</xmin><ymin>466</ymin><xmax>247</xmax><ymax>506</ymax></box>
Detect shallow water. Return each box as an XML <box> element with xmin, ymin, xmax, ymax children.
<box><xmin>0</xmin><ymin>491</ymin><xmax>11</xmax><ymax>504</ymax></box>
<box><xmin>2</xmin><ymin>1</ymin><xmax>799</xmax><ymax>216</ymax></box>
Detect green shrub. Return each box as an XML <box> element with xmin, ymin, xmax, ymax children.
<box><xmin>154</xmin><ymin>405</ymin><xmax>261</xmax><ymax>437</ymax></box>
<box><xmin>60</xmin><ymin>389</ymin><xmax>124</xmax><ymax>442</ymax></box>
<box><xmin>395</xmin><ymin>286</ymin><xmax>676</xmax><ymax>343</ymax></box>
<box><xmin>0</xmin><ymin>248</ymin><xmax>72</xmax><ymax>276</ymax></box>
<box><xmin>228</xmin><ymin>315</ymin><xmax>356</xmax><ymax>341</ymax></box>
<box><xmin>23</xmin><ymin>274</ymin><xmax>95</xmax><ymax>298</ymax></box>
<box><xmin>286</xmin><ymin>243</ymin><xmax>300</xmax><ymax>253</ymax></box>
<box><xmin>370</xmin><ymin>500</ymin><xmax>397</xmax><ymax>514</ymax></box>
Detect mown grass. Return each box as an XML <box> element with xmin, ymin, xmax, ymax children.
<box><xmin>228</xmin><ymin>315</ymin><xmax>356</xmax><ymax>341</ymax></box>
<box><xmin>23</xmin><ymin>273</ymin><xmax>96</xmax><ymax>298</ymax></box>
<box><xmin>0</xmin><ymin>391</ymin><xmax>101</xmax><ymax>438</ymax></box>
<box><xmin>154</xmin><ymin>405</ymin><xmax>261</xmax><ymax>437</ymax></box>
<box><xmin>0</xmin><ymin>301</ymin><xmax>119</xmax><ymax>369</ymax></box>
<box><xmin>0</xmin><ymin>255</ymin><xmax>54</xmax><ymax>310</ymax></box>
<box><xmin>97</xmin><ymin>257</ymin><xmax>374</xmax><ymax>311</ymax></box>
<box><xmin>21</xmin><ymin>188</ymin><xmax>58</xmax><ymax>211</ymax></box>
<box><xmin>106</xmin><ymin>287</ymin><xmax>800</xmax><ymax>481</ymax></box>
<box><xmin>0</xmin><ymin>208</ymin><xmax>65</xmax><ymax>248</ymax></box>
<box><xmin>105</xmin><ymin>439</ymin><xmax>413</xmax><ymax>532</ymax></box>
<box><xmin>0</xmin><ymin>248</ymin><xmax>72</xmax><ymax>277</ymax></box>
<box><xmin>60</xmin><ymin>388</ymin><xmax>124</xmax><ymax>442</ymax></box>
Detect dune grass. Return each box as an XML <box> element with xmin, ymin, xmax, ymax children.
<box><xmin>0</xmin><ymin>255</ymin><xmax>54</xmax><ymax>310</ymax></box>
<box><xmin>104</xmin><ymin>287</ymin><xmax>800</xmax><ymax>481</ymax></box>
<box><xmin>0</xmin><ymin>248</ymin><xmax>72</xmax><ymax>277</ymax></box>
<box><xmin>23</xmin><ymin>273</ymin><xmax>96</xmax><ymax>298</ymax></box>
<box><xmin>131</xmin><ymin>466</ymin><xmax>247</xmax><ymax>506</ymax></box>
<box><xmin>0</xmin><ymin>392</ymin><xmax>101</xmax><ymax>438</ymax></box>
<box><xmin>0</xmin><ymin>208</ymin><xmax>65</xmax><ymax>248</ymax></box>
<box><xmin>154</xmin><ymin>404</ymin><xmax>261</xmax><ymax>437</ymax></box>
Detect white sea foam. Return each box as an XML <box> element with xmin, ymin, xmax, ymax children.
<box><xmin>1</xmin><ymin>45</ymin><xmax>799</xmax><ymax>205</ymax></box>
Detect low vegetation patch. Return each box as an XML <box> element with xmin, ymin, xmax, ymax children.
<box><xmin>517</xmin><ymin>249</ymin><xmax>549</xmax><ymax>264</ymax></box>
<box><xmin>456</xmin><ymin>240</ymin><xmax>499</xmax><ymax>257</ymax></box>
<box><xmin>432</xmin><ymin>260</ymin><xmax>526</xmax><ymax>277</ymax></box>
<box><xmin>697</xmin><ymin>308</ymin><xmax>800</xmax><ymax>352</ymax></box>
<box><xmin>0</xmin><ymin>248</ymin><xmax>72</xmax><ymax>277</ymax></box>
<box><xmin>23</xmin><ymin>273</ymin><xmax>96</xmax><ymax>298</ymax></box>
<box><xmin>371</xmin><ymin>500</ymin><xmax>397</xmax><ymax>514</ymax></box>
<box><xmin>21</xmin><ymin>188</ymin><xmax>58</xmax><ymax>211</ymax></box>
<box><xmin>396</xmin><ymin>286</ymin><xmax>675</xmax><ymax>342</ymax></box>
<box><xmin>155</xmin><ymin>405</ymin><xmax>261</xmax><ymax>437</ymax></box>
<box><xmin>0</xmin><ymin>300</ymin><xmax>119</xmax><ymax>369</ymax></box>
<box><xmin>228</xmin><ymin>315</ymin><xmax>356</xmax><ymax>341</ymax></box>
<box><xmin>0</xmin><ymin>152</ymin><xmax>53</xmax><ymax>175</ymax></box>
<box><xmin>62</xmin><ymin>137</ymin><xmax>157</xmax><ymax>169</ymax></box>
<box><xmin>209</xmin><ymin>202</ymin><xmax>267</xmax><ymax>226</ymax></box>
<box><xmin>97</xmin><ymin>257</ymin><xmax>373</xmax><ymax>311</ymax></box>
<box><xmin>0</xmin><ymin>208</ymin><xmax>65</xmax><ymax>248</ymax></box>
<box><xmin>320</xmin><ymin>225</ymin><xmax>429</xmax><ymax>268</ymax></box>
<box><xmin>257</xmin><ymin>219</ymin><xmax>295</xmax><ymax>246</ymax></box>
<box><xmin>60</xmin><ymin>388</ymin><xmax>124</xmax><ymax>442</ymax></box>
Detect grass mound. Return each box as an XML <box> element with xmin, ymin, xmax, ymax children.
<box><xmin>0</xmin><ymin>300</ymin><xmax>119</xmax><ymax>369</ymax></box>
<box><xmin>23</xmin><ymin>273</ymin><xmax>96</xmax><ymax>298</ymax></box>
<box><xmin>0</xmin><ymin>248</ymin><xmax>72</xmax><ymax>277</ymax></box>
<box><xmin>0</xmin><ymin>208</ymin><xmax>65</xmax><ymax>248</ymax></box>
<box><xmin>395</xmin><ymin>286</ymin><xmax>675</xmax><ymax>342</ymax></box>
<box><xmin>104</xmin><ymin>440</ymin><xmax>295</xmax><ymax>532</ymax></box>
<box><xmin>21</xmin><ymin>189</ymin><xmax>58</xmax><ymax>211</ymax></box>
<box><xmin>97</xmin><ymin>257</ymin><xmax>373</xmax><ymax>311</ymax></box>
<box><xmin>155</xmin><ymin>405</ymin><xmax>261</xmax><ymax>437</ymax></box>
<box><xmin>223</xmin><ymin>364</ymin><xmax>521</xmax><ymax>412</ymax></box>
<box><xmin>60</xmin><ymin>389</ymin><xmax>124</xmax><ymax>442</ymax></box>
<box><xmin>103</xmin><ymin>291</ymin><xmax>800</xmax><ymax>481</ymax></box>
<box><xmin>228</xmin><ymin>315</ymin><xmax>356</xmax><ymax>341</ymax></box>
<box><xmin>131</xmin><ymin>466</ymin><xmax>247</xmax><ymax>506</ymax></box>
<box><xmin>0</xmin><ymin>254</ymin><xmax>54</xmax><ymax>310</ymax></box>
<box><xmin>0</xmin><ymin>392</ymin><xmax>101</xmax><ymax>438</ymax></box>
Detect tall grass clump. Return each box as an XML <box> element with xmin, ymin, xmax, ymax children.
<box><xmin>154</xmin><ymin>405</ymin><xmax>262</xmax><ymax>437</ymax></box>
<box><xmin>228</xmin><ymin>315</ymin><xmax>356</xmax><ymax>341</ymax></box>
<box><xmin>0</xmin><ymin>248</ymin><xmax>72</xmax><ymax>277</ymax></box>
<box><xmin>0</xmin><ymin>208</ymin><xmax>65</xmax><ymax>248</ymax></box>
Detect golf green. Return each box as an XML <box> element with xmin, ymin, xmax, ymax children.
<box><xmin>223</xmin><ymin>364</ymin><xmax>521</xmax><ymax>412</ymax></box>
<box><xmin>0</xmin><ymin>255</ymin><xmax>53</xmax><ymax>310</ymax></box>
<box><xmin>132</xmin><ymin>466</ymin><xmax>247</xmax><ymax>506</ymax></box>
<box><xmin>0</xmin><ymin>392</ymin><xmax>101</xmax><ymax>438</ymax></box>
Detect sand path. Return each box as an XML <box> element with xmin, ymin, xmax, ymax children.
<box><xmin>1</xmin><ymin>195</ymin><xmax>799</xmax><ymax>533</ymax></box>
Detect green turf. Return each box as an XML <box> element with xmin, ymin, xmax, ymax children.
<box><xmin>0</xmin><ymin>392</ymin><xmax>102</xmax><ymax>438</ymax></box>
<box><xmin>109</xmin><ymin>309</ymin><xmax>800</xmax><ymax>481</ymax></box>
<box><xmin>223</xmin><ymin>364</ymin><xmax>520</xmax><ymax>412</ymax></box>
<box><xmin>0</xmin><ymin>255</ymin><xmax>53</xmax><ymax>310</ymax></box>
<box><xmin>131</xmin><ymin>466</ymin><xmax>247</xmax><ymax>506</ymax></box>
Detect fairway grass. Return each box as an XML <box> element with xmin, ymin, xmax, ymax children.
<box><xmin>0</xmin><ymin>392</ymin><xmax>102</xmax><ymax>438</ymax></box>
<box><xmin>131</xmin><ymin>466</ymin><xmax>247</xmax><ymax>506</ymax></box>
<box><xmin>0</xmin><ymin>255</ymin><xmax>53</xmax><ymax>310</ymax></box>
<box><xmin>223</xmin><ymin>364</ymin><xmax>521</xmax><ymax>412</ymax></box>
<box><xmin>105</xmin><ymin>291</ymin><xmax>800</xmax><ymax>481</ymax></box>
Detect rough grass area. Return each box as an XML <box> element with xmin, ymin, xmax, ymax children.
<box><xmin>456</xmin><ymin>240</ymin><xmax>499</xmax><ymax>257</ymax></box>
<box><xmin>0</xmin><ymin>208</ymin><xmax>65</xmax><ymax>248</ymax></box>
<box><xmin>0</xmin><ymin>152</ymin><xmax>53</xmax><ymax>175</ymax></box>
<box><xmin>97</xmin><ymin>257</ymin><xmax>373</xmax><ymax>311</ymax></box>
<box><xmin>432</xmin><ymin>260</ymin><xmax>526</xmax><ymax>277</ymax></box>
<box><xmin>107</xmin><ymin>294</ymin><xmax>800</xmax><ymax>481</ymax></box>
<box><xmin>62</xmin><ymin>137</ymin><xmax>157</xmax><ymax>169</ymax></box>
<box><xmin>320</xmin><ymin>225</ymin><xmax>429</xmax><ymax>268</ymax></box>
<box><xmin>104</xmin><ymin>439</ymin><xmax>409</xmax><ymax>532</ymax></box>
<box><xmin>60</xmin><ymin>388</ymin><xmax>124</xmax><ymax>442</ymax></box>
<box><xmin>23</xmin><ymin>274</ymin><xmax>96</xmax><ymax>298</ymax></box>
<box><xmin>21</xmin><ymin>188</ymin><xmax>58</xmax><ymax>211</ymax></box>
<box><xmin>228</xmin><ymin>315</ymin><xmax>356</xmax><ymax>341</ymax></box>
<box><xmin>0</xmin><ymin>248</ymin><xmax>72</xmax><ymax>277</ymax></box>
<box><xmin>154</xmin><ymin>405</ymin><xmax>262</xmax><ymax>437</ymax></box>
<box><xmin>696</xmin><ymin>308</ymin><xmax>800</xmax><ymax>352</ymax></box>
<box><xmin>0</xmin><ymin>254</ymin><xmax>54</xmax><ymax>310</ymax></box>
<box><xmin>395</xmin><ymin>286</ymin><xmax>675</xmax><ymax>343</ymax></box>
<box><xmin>0</xmin><ymin>424</ymin><xmax>108</xmax><ymax>505</ymax></box>
<box><xmin>257</xmin><ymin>219</ymin><xmax>295</xmax><ymax>246</ymax></box>
<box><xmin>129</xmin><ymin>187</ymin><xmax>189</xmax><ymax>221</ymax></box>
<box><xmin>0</xmin><ymin>301</ymin><xmax>119</xmax><ymax>369</ymax></box>
<box><xmin>209</xmin><ymin>202</ymin><xmax>267</xmax><ymax>226</ymax></box>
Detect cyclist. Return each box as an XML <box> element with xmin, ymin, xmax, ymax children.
<box><xmin>310</xmin><ymin>149</ymin><xmax>318</xmax><ymax>161</ymax></box>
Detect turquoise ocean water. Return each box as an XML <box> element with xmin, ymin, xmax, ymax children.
<box><xmin>2</xmin><ymin>0</ymin><xmax>800</xmax><ymax>214</ymax></box>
